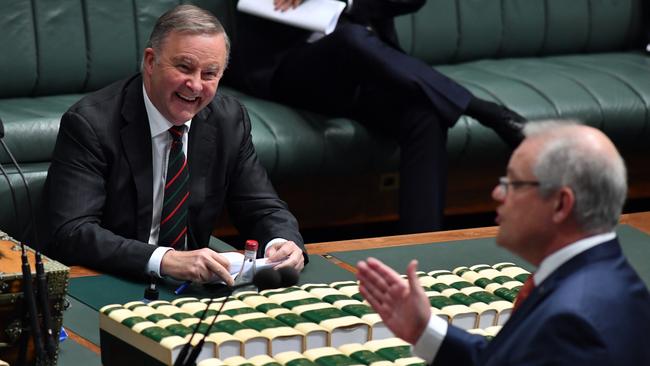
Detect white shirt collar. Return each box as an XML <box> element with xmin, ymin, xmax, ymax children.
<box><xmin>534</xmin><ymin>231</ymin><xmax>616</xmax><ymax>285</ymax></box>
<box><xmin>142</xmin><ymin>84</ymin><xmax>191</xmax><ymax>137</ymax></box>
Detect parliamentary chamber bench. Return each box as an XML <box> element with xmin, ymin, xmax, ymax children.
<box><xmin>8</xmin><ymin>212</ymin><xmax>642</xmax><ymax>365</ymax></box>
<box><xmin>2</xmin><ymin>0</ymin><xmax>650</xmax><ymax>243</ymax></box>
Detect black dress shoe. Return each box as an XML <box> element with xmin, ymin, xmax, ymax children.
<box><xmin>488</xmin><ymin>107</ymin><xmax>526</xmax><ymax>149</ymax></box>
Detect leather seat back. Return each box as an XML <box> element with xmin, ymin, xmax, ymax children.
<box><xmin>395</xmin><ymin>0</ymin><xmax>645</xmax><ymax>65</ymax></box>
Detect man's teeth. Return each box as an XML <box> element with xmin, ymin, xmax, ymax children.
<box><xmin>176</xmin><ymin>93</ymin><xmax>197</xmax><ymax>102</ymax></box>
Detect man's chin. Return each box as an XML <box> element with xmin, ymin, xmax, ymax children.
<box><xmin>168</xmin><ymin>110</ymin><xmax>197</xmax><ymax>124</ymax></box>
<box><xmin>494</xmin><ymin>232</ymin><xmax>507</xmax><ymax>248</ymax></box>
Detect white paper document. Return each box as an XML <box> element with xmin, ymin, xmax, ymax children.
<box><xmin>203</xmin><ymin>251</ymin><xmax>282</xmax><ymax>284</ymax></box>
<box><xmin>237</xmin><ymin>0</ymin><xmax>346</xmax><ymax>35</ymax></box>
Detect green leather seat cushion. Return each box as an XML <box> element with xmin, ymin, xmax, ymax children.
<box><xmin>443</xmin><ymin>52</ymin><xmax>650</xmax><ymax>153</ymax></box>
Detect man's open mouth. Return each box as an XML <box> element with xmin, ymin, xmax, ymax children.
<box><xmin>176</xmin><ymin>92</ymin><xmax>198</xmax><ymax>103</ymax></box>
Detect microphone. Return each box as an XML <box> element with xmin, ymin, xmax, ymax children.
<box><xmin>21</xmin><ymin>244</ymin><xmax>46</xmax><ymax>361</ymax></box>
<box><xmin>206</xmin><ymin>266</ymin><xmax>296</xmax><ymax>298</ymax></box>
<box><xmin>35</xmin><ymin>252</ymin><xmax>57</xmax><ymax>358</ymax></box>
<box><xmin>277</xmin><ymin>266</ymin><xmax>300</xmax><ymax>288</ymax></box>
<box><xmin>175</xmin><ymin>267</ymin><xmax>299</xmax><ymax>366</ymax></box>
<box><xmin>0</xmin><ymin>116</ymin><xmax>53</xmax><ymax>362</ymax></box>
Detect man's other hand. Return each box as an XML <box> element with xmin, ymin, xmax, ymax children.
<box><xmin>160</xmin><ymin>248</ymin><xmax>234</xmax><ymax>286</ymax></box>
<box><xmin>357</xmin><ymin>258</ymin><xmax>431</xmax><ymax>344</ymax></box>
<box><xmin>266</xmin><ymin>240</ymin><xmax>305</xmax><ymax>272</ymax></box>
<box><xmin>274</xmin><ymin>0</ymin><xmax>304</xmax><ymax>11</ymax></box>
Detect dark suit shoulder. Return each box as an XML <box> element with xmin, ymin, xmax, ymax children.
<box><xmin>205</xmin><ymin>91</ymin><xmax>251</xmax><ymax>130</ymax></box>
<box><xmin>212</xmin><ymin>91</ymin><xmax>247</xmax><ymax>115</ymax></box>
<box><xmin>63</xmin><ymin>74</ymin><xmax>143</xmax><ymax>135</ymax></box>
<box><xmin>70</xmin><ymin>75</ymin><xmax>138</xmax><ymax>113</ymax></box>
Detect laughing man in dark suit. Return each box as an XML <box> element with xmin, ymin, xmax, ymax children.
<box><xmin>40</xmin><ymin>5</ymin><xmax>306</xmax><ymax>284</ymax></box>
<box><xmin>357</xmin><ymin>121</ymin><xmax>650</xmax><ymax>365</ymax></box>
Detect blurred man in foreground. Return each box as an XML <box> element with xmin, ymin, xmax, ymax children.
<box><xmin>358</xmin><ymin>121</ymin><xmax>650</xmax><ymax>365</ymax></box>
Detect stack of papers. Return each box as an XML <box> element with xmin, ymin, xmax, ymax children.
<box><xmin>213</xmin><ymin>252</ymin><xmax>280</xmax><ymax>284</ymax></box>
<box><xmin>237</xmin><ymin>0</ymin><xmax>346</xmax><ymax>35</ymax></box>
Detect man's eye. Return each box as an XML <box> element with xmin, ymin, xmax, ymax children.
<box><xmin>203</xmin><ymin>72</ymin><xmax>218</xmax><ymax>80</ymax></box>
<box><xmin>177</xmin><ymin>64</ymin><xmax>190</xmax><ymax>72</ymax></box>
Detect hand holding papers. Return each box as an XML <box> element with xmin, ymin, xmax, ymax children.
<box><xmin>174</xmin><ymin>252</ymin><xmax>285</xmax><ymax>294</ymax></box>
<box><xmin>237</xmin><ymin>0</ymin><xmax>346</xmax><ymax>35</ymax></box>
<box><xmin>210</xmin><ymin>251</ymin><xmax>284</xmax><ymax>285</ymax></box>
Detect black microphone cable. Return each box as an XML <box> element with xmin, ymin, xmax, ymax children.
<box><xmin>21</xmin><ymin>245</ymin><xmax>46</xmax><ymax>363</ymax></box>
<box><xmin>0</xmin><ymin>159</ymin><xmax>45</xmax><ymax>363</ymax></box>
<box><xmin>0</xmin><ymin>137</ymin><xmax>40</xmax><ymax>247</ymax></box>
<box><xmin>0</xmin><ymin>117</ymin><xmax>53</xmax><ymax>363</ymax></box>
<box><xmin>177</xmin><ymin>291</ymin><xmax>231</xmax><ymax>366</ymax></box>
<box><xmin>176</xmin><ymin>267</ymin><xmax>286</xmax><ymax>366</ymax></box>
<box><xmin>0</xmin><ymin>162</ymin><xmax>19</xmax><ymax>237</ymax></box>
<box><xmin>35</xmin><ymin>252</ymin><xmax>57</xmax><ymax>358</ymax></box>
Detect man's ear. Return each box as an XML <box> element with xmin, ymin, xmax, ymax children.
<box><xmin>142</xmin><ymin>48</ymin><xmax>156</xmax><ymax>74</ymax></box>
<box><xmin>552</xmin><ymin>187</ymin><xmax>575</xmax><ymax>224</ymax></box>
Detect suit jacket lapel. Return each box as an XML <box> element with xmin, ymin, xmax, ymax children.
<box><xmin>483</xmin><ymin>239</ymin><xmax>622</xmax><ymax>357</ymax></box>
<box><xmin>120</xmin><ymin>76</ymin><xmax>154</xmax><ymax>242</ymax></box>
<box><xmin>187</xmin><ymin>105</ymin><xmax>217</xmax><ymax>248</ymax></box>
<box><xmin>483</xmin><ymin>275</ymin><xmax>553</xmax><ymax>355</ymax></box>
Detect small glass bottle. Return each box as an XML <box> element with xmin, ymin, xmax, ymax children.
<box><xmin>234</xmin><ymin>239</ymin><xmax>258</xmax><ymax>285</ymax></box>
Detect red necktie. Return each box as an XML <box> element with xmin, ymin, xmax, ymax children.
<box><xmin>513</xmin><ymin>274</ymin><xmax>535</xmax><ymax>311</ymax></box>
<box><xmin>158</xmin><ymin>125</ymin><xmax>189</xmax><ymax>249</ymax></box>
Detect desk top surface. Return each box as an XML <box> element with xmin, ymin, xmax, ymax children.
<box><xmin>59</xmin><ymin>211</ymin><xmax>650</xmax><ymax>365</ymax></box>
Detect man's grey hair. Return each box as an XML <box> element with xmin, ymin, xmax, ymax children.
<box><xmin>524</xmin><ymin>120</ymin><xmax>627</xmax><ymax>234</ymax></box>
<box><xmin>142</xmin><ymin>4</ymin><xmax>230</xmax><ymax>69</ymax></box>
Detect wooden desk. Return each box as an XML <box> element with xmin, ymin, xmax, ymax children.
<box><xmin>68</xmin><ymin>211</ymin><xmax>650</xmax><ymax>278</ymax></box>
<box><xmin>63</xmin><ymin>211</ymin><xmax>650</xmax><ymax>363</ymax></box>
<box><xmin>308</xmin><ymin>211</ymin><xmax>650</xmax><ymax>255</ymax></box>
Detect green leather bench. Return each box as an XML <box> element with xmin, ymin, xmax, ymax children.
<box><xmin>1</xmin><ymin>0</ymin><xmax>649</xmax><ymax>243</ymax></box>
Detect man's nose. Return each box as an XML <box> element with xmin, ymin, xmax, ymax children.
<box><xmin>492</xmin><ymin>184</ymin><xmax>505</xmax><ymax>202</ymax></box>
<box><xmin>185</xmin><ymin>73</ymin><xmax>203</xmax><ymax>92</ymax></box>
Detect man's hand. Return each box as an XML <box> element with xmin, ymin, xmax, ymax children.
<box><xmin>266</xmin><ymin>241</ymin><xmax>305</xmax><ymax>272</ymax></box>
<box><xmin>274</xmin><ymin>0</ymin><xmax>304</xmax><ymax>11</ymax></box>
<box><xmin>356</xmin><ymin>258</ymin><xmax>431</xmax><ymax>344</ymax></box>
<box><xmin>160</xmin><ymin>248</ymin><xmax>234</xmax><ymax>286</ymax></box>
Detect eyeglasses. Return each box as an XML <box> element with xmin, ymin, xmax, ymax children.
<box><xmin>497</xmin><ymin>176</ymin><xmax>540</xmax><ymax>196</ymax></box>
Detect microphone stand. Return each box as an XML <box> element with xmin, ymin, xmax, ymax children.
<box><xmin>21</xmin><ymin>245</ymin><xmax>46</xmax><ymax>363</ymax></box>
<box><xmin>35</xmin><ymin>252</ymin><xmax>57</xmax><ymax>358</ymax></box>
<box><xmin>175</xmin><ymin>267</ymin><xmax>289</xmax><ymax>366</ymax></box>
<box><xmin>173</xmin><ymin>291</ymin><xmax>231</xmax><ymax>366</ymax></box>
<box><xmin>0</xmin><ymin>117</ymin><xmax>55</xmax><ymax>364</ymax></box>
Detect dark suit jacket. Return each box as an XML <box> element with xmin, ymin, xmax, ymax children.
<box><xmin>40</xmin><ymin>74</ymin><xmax>304</xmax><ymax>278</ymax></box>
<box><xmin>433</xmin><ymin>238</ymin><xmax>650</xmax><ymax>365</ymax></box>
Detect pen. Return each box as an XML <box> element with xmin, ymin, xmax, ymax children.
<box><xmin>174</xmin><ymin>280</ymin><xmax>191</xmax><ymax>295</ymax></box>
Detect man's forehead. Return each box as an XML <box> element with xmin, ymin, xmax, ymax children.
<box><xmin>161</xmin><ymin>32</ymin><xmax>227</xmax><ymax>64</ymax></box>
<box><xmin>170</xmin><ymin>54</ymin><xmax>220</xmax><ymax>69</ymax></box>
<box><xmin>161</xmin><ymin>31</ymin><xmax>225</xmax><ymax>51</ymax></box>
<box><xmin>507</xmin><ymin>138</ymin><xmax>542</xmax><ymax>176</ymax></box>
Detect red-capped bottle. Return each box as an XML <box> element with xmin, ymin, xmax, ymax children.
<box><xmin>235</xmin><ymin>239</ymin><xmax>258</xmax><ymax>285</ymax></box>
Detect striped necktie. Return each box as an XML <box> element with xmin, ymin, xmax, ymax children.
<box><xmin>159</xmin><ymin>125</ymin><xmax>189</xmax><ymax>249</ymax></box>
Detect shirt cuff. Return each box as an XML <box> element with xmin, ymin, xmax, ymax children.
<box><xmin>147</xmin><ymin>246</ymin><xmax>174</xmax><ymax>277</ymax></box>
<box><xmin>264</xmin><ymin>238</ymin><xmax>287</xmax><ymax>256</ymax></box>
<box><xmin>412</xmin><ymin>314</ymin><xmax>449</xmax><ymax>364</ymax></box>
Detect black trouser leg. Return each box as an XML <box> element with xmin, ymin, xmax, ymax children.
<box><xmin>269</xmin><ymin>23</ymin><xmax>464</xmax><ymax>233</ymax></box>
<box><xmin>397</xmin><ymin>107</ymin><xmax>448</xmax><ymax>233</ymax></box>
